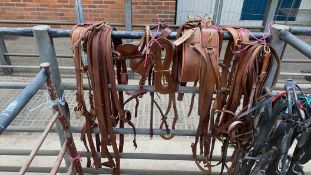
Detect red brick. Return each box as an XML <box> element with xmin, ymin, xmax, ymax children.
<box><xmin>0</xmin><ymin>0</ymin><xmax>176</xmax><ymax>28</ymax></box>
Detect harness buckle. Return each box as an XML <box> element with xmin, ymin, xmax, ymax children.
<box><xmin>205</xmin><ymin>47</ymin><xmax>215</xmax><ymax>53</ymax></box>
<box><xmin>208</xmin><ymin>32</ymin><xmax>213</xmax><ymax>42</ymax></box>
<box><xmin>74</xmin><ymin>106</ymin><xmax>83</xmax><ymax>119</ymax></box>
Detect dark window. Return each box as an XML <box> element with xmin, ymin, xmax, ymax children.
<box><xmin>240</xmin><ymin>0</ymin><xmax>301</xmax><ymax>21</ymax></box>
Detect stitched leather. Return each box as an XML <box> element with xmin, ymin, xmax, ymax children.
<box><xmin>71</xmin><ymin>20</ymin><xmax>282</xmax><ymax>175</ymax></box>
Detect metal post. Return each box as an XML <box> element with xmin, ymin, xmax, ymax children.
<box><xmin>213</xmin><ymin>0</ymin><xmax>220</xmax><ymax>22</ymax></box>
<box><xmin>32</xmin><ymin>26</ymin><xmax>62</xmax><ymax>96</ymax></box>
<box><xmin>124</xmin><ymin>0</ymin><xmax>133</xmax><ymax>78</ymax></box>
<box><xmin>124</xmin><ymin>0</ymin><xmax>132</xmax><ymax>31</ymax></box>
<box><xmin>0</xmin><ymin>35</ymin><xmax>13</xmax><ymax>74</ymax></box>
<box><xmin>262</xmin><ymin>0</ymin><xmax>280</xmax><ymax>32</ymax></box>
<box><xmin>75</xmin><ymin>0</ymin><xmax>84</xmax><ymax>23</ymax></box>
<box><xmin>270</xmin><ymin>24</ymin><xmax>288</xmax><ymax>59</ymax></box>
<box><xmin>264</xmin><ymin>24</ymin><xmax>288</xmax><ymax>89</ymax></box>
<box><xmin>45</xmin><ymin>65</ymin><xmax>83</xmax><ymax>174</ymax></box>
<box><xmin>32</xmin><ymin>26</ymin><xmax>70</xmax><ymax>168</ymax></box>
<box><xmin>216</xmin><ymin>0</ymin><xmax>223</xmax><ymax>25</ymax></box>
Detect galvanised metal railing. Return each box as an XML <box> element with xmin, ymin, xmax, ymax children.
<box><xmin>0</xmin><ymin>24</ymin><xmax>310</xmax><ymax>174</ymax></box>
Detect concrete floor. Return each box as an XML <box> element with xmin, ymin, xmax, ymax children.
<box><xmin>0</xmin><ymin>35</ymin><xmax>311</xmax><ymax>174</ymax></box>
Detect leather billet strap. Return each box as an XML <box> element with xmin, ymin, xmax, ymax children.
<box><xmin>190</xmin><ymin>24</ymin><xmax>221</xmax><ymax>174</ymax></box>
<box><xmin>71</xmin><ymin>22</ymin><xmax>138</xmax><ymax>175</ymax></box>
<box><xmin>219</xmin><ymin>27</ymin><xmax>249</xmax><ymax>111</ymax></box>
<box><xmin>215</xmin><ymin>44</ymin><xmax>279</xmax><ymax>174</ymax></box>
<box><xmin>150</xmin><ymin>37</ymin><xmax>178</xmax><ymax>140</ymax></box>
<box><xmin>70</xmin><ymin>20</ymin><xmax>283</xmax><ymax>174</ymax></box>
<box><xmin>86</xmin><ymin>23</ymin><xmax>118</xmax><ymax>172</ymax></box>
<box><xmin>151</xmin><ymin>38</ymin><xmax>174</xmax><ymax>94</ymax></box>
<box><xmin>71</xmin><ymin>25</ymin><xmax>102</xmax><ymax>169</ymax></box>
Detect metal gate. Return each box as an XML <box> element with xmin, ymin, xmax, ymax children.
<box><xmin>0</xmin><ymin>24</ymin><xmax>310</xmax><ymax>174</ymax></box>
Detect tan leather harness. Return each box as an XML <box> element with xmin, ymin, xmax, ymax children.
<box><xmin>71</xmin><ymin>20</ymin><xmax>280</xmax><ymax>175</ymax></box>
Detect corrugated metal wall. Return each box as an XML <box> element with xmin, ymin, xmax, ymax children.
<box><xmin>176</xmin><ymin>0</ymin><xmax>311</xmax><ymax>27</ymax></box>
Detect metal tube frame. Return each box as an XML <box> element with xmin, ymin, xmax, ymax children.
<box><xmin>0</xmin><ymin>166</ymin><xmax>209</xmax><ymax>175</ymax></box>
<box><xmin>280</xmin><ymin>29</ymin><xmax>311</xmax><ymax>59</ymax></box>
<box><xmin>43</xmin><ymin>63</ymin><xmax>83</xmax><ymax>174</ymax></box>
<box><xmin>0</xmin><ymin>35</ymin><xmax>13</xmax><ymax>74</ymax></box>
<box><xmin>0</xmin><ymin>20</ymin><xmax>264</xmax><ymax>30</ymax></box>
<box><xmin>0</xmin><ymin>82</ymin><xmax>310</xmax><ymax>93</ymax></box>
<box><xmin>19</xmin><ymin>112</ymin><xmax>59</xmax><ymax>174</ymax></box>
<box><xmin>0</xmin><ymin>68</ymin><xmax>47</xmax><ymax>134</ymax></box>
<box><xmin>0</xmin><ymin>63</ymin><xmax>82</xmax><ymax>174</ymax></box>
<box><xmin>0</xmin><ymin>149</ymin><xmax>219</xmax><ymax>162</ymax></box>
<box><xmin>0</xmin><ymin>27</ymin><xmax>268</xmax><ymax>39</ymax></box>
<box><xmin>50</xmin><ymin>139</ymin><xmax>68</xmax><ymax>175</ymax></box>
<box><xmin>0</xmin><ymin>25</ymin><xmax>311</xmax><ymax>174</ymax></box>
<box><xmin>32</xmin><ymin>26</ymin><xmax>72</xmax><ymax>168</ymax></box>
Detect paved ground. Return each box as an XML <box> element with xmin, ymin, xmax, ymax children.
<box><xmin>0</xmin><ymin>34</ymin><xmax>311</xmax><ymax>174</ymax></box>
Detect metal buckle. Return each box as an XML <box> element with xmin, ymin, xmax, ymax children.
<box><xmin>208</xmin><ymin>32</ymin><xmax>213</xmax><ymax>42</ymax></box>
<box><xmin>264</xmin><ymin>45</ymin><xmax>271</xmax><ymax>53</ymax></box>
<box><xmin>205</xmin><ymin>47</ymin><xmax>215</xmax><ymax>53</ymax></box>
<box><xmin>74</xmin><ymin>106</ymin><xmax>83</xmax><ymax>119</ymax></box>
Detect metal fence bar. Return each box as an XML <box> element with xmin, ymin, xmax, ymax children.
<box><xmin>213</xmin><ymin>0</ymin><xmax>220</xmax><ymax>22</ymax></box>
<box><xmin>19</xmin><ymin>112</ymin><xmax>59</xmax><ymax>174</ymax></box>
<box><xmin>0</xmin><ymin>166</ymin><xmax>207</xmax><ymax>175</ymax></box>
<box><xmin>0</xmin><ymin>20</ymin><xmax>264</xmax><ymax>30</ymax></box>
<box><xmin>33</xmin><ymin>26</ymin><xmax>63</xmax><ymax>96</ymax></box>
<box><xmin>75</xmin><ymin>0</ymin><xmax>84</xmax><ymax>23</ymax></box>
<box><xmin>270</xmin><ymin>24</ymin><xmax>288</xmax><ymax>59</ymax></box>
<box><xmin>0</xmin><ymin>65</ymin><xmax>75</xmax><ymax>70</ymax></box>
<box><xmin>0</xmin><ymin>35</ymin><xmax>13</xmax><ymax>74</ymax></box>
<box><xmin>262</xmin><ymin>0</ymin><xmax>280</xmax><ymax>32</ymax></box>
<box><xmin>0</xmin><ymin>149</ymin><xmax>217</xmax><ymax>162</ymax></box>
<box><xmin>33</xmin><ymin>28</ymin><xmax>70</xmax><ymax>169</ymax></box>
<box><xmin>5</xmin><ymin>126</ymin><xmax>198</xmax><ymax>136</ymax></box>
<box><xmin>3</xmin><ymin>53</ymin><xmax>72</xmax><ymax>58</ymax></box>
<box><xmin>0</xmin><ymin>69</ymin><xmax>47</xmax><ymax>134</ymax></box>
<box><xmin>2</xmin><ymin>53</ymin><xmax>311</xmax><ymax>63</ymax></box>
<box><xmin>125</xmin><ymin>0</ymin><xmax>132</xmax><ymax>31</ymax></box>
<box><xmin>216</xmin><ymin>0</ymin><xmax>224</xmax><ymax>25</ymax></box>
<box><xmin>281</xmin><ymin>59</ymin><xmax>311</xmax><ymax>63</ymax></box>
<box><xmin>0</xmin><ymin>82</ymin><xmax>310</xmax><ymax>92</ymax></box>
<box><xmin>290</xmin><ymin>26</ymin><xmax>311</xmax><ymax>36</ymax></box>
<box><xmin>50</xmin><ymin>140</ymin><xmax>68</xmax><ymax>175</ymax></box>
<box><xmin>0</xmin><ymin>150</ymin><xmax>218</xmax><ymax>162</ymax></box>
<box><xmin>0</xmin><ymin>27</ymin><xmax>268</xmax><ymax>40</ymax></box>
<box><xmin>280</xmin><ymin>29</ymin><xmax>311</xmax><ymax>59</ymax></box>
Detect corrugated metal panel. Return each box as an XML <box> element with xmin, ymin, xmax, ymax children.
<box><xmin>176</xmin><ymin>0</ymin><xmax>215</xmax><ymax>25</ymax></box>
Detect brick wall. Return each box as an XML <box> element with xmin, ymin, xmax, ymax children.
<box><xmin>0</xmin><ymin>0</ymin><xmax>176</xmax><ymax>28</ymax></box>
<box><xmin>132</xmin><ymin>0</ymin><xmax>175</xmax><ymax>24</ymax></box>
